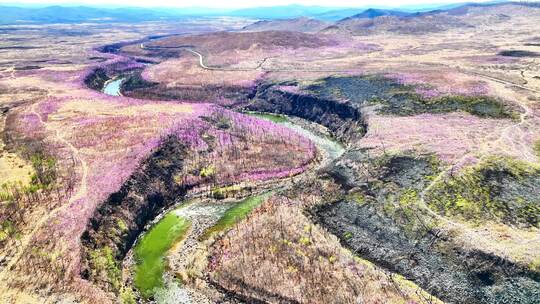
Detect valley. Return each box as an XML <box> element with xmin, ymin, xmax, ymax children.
<box><xmin>0</xmin><ymin>2</ymin><xmax>539</xmax><ymax>304</ymax></box>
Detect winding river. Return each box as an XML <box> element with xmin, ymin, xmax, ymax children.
<box><xmin>102</xmin><ymin>77</ymin><xmax>125</xmax><ymax>96</ymax></box>
<box><xmin>249</xmin><ymin>112</ymin><xmax>345</xmax><ymax>162</ymax></box>
<box><xmin>102</xmin><ymin>76</ymin><xmax>344</xmax><ymax>303</ymax></box>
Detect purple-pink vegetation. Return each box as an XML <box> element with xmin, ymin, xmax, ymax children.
<box><xmin>387</xmin><ymin>71</ymin><xmax>490</xmax><ymax>98</ymax></box>
<box><xmin>359</xmin><ymin>112</ymin><xmax>512</xmax><ymax>163</ymax></box>
<box><xmin>37</xmin><ymin>98</ymin><xmax>61</xmax><ymax>121</ymax></box>
<box><xmin>140</xmin><ymin>68</ymin><xmax>154</xmax><ymax>83</ymax></box>
<box><xmin>176</xmin><ymin>106</ymin><xmax>316</xmax><ymax>185</ymax></box>
<box><xmin>17</xmin><ymin>94</ymin><xmax>316</xmax><ymax>236</ymax></box>
<box><xmin>414</xmin><ymin>87</ymin><xmax>440</xmax><ymax>99</ymax></box>
<box><xmin>16</xmin><ymin>113</ymin><xmax>43</xmax><ymax>137</ymax></box>
<box><xmin>76</xmin><ymin>51</ymin><xmax>145</xmax><ymax>87</ymax></box>
<box><xmin>60</xmin><ymin>104</ymin><xmax>312</xmax><ymax>235</ymax></box>
<box><xmin>170</xmin><ymin>118</ymin><xmax>211</xmax><ymax>151</ymax></box>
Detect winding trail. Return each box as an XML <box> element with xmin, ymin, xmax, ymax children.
<box><xmin>462</xmin><ymin>69</ymin><xmax>540</xmax><ymax>94</ymax></box>
<box><xmin>183</xmin><ymin>49</ymin><xmax>219</xmax><ymax>71</ymax></box>
<box><xmin>140</xmin><ymin>43</ymin><xmax>359</xmax><ymax>73</ymax></box>
<box><xmin>144</xmin><ymin>43</ymin><xmax>540</xmax><ymax>82</ymax></box>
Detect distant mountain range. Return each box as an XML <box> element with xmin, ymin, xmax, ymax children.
<box><xmin>0</xmin><ymin>5</ymin><xmax>189</xmax><ymax>24</ymax></box>
<box><xmin>330</xmin><ymin>1</ymin><xmax>540</xmax><ymax>36</ymax></box>
<box><xmin>207</xmin><ymin>1</ymin><xmax>511</xmax><ymax>21</ymax></box>
<box><xmin>242</xmin><ymin>17</ymin><xmax>330</xmax><ymax>33</ymax></box>
<box><xmin>241</xmin><ymin>1</ymin><xmax>539</xmax><ymax>35</ymax></box>
<box><xmin>0</xmin><ymin>1</ymin><xmax>524</xmax><ymax>25</ymax></box>
<box><xmin>340</xmin><ymin>8</ymin><xmax>412</xmax><ymax>20</ymax></box>
<box><xmin>228</xmin><ymin>4</ymin><xmax>347</xmax><ymax>20</ymax></box>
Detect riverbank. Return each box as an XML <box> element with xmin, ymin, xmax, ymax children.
<box><xmin>118</xmin><ymin>111</ymin><xmax>344</xmax><ymax>302</ymax></box>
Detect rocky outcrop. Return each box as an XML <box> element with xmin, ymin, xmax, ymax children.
<box><xmin>317</xmin><ymin>199</ymin><xmax>540</xmax><ymax>304</ymax></box>
<box><xmin>247</xmin><ymin>83</ymin><xmax>366</xmax><ymax>142</ymax></box>
<box><xmin>84</xmin><ymin>68</ymin><xmax>109</xmax><ymax>91</ymax></box>
<box><xmin>316</xmin><ymin>153</ymin><xmax>540</xmax><ymax>304</ymax></box>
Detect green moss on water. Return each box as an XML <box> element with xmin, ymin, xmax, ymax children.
<box><xmin>133</xmin><ymin>212</ymin><xmax>191</xmax><ymax>299</ymax></box>
<box><xmin>247</xmin><ymin>112</ymin><xmax>289</xmax><ymax>123</ymax></box>
<box><xmin>200</xmin><ymin>193</ymin><xmax>271</xmax><ymax>241</ymax></box>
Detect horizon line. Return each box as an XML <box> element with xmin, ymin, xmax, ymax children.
<box><xmin>0</xmin><ymin>0</ymin><xmax>505</xmax><ymax>10</ymax></box>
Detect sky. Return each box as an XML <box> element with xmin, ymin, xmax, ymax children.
<box><xmin>0</xmin><ymin>0</ymin><xmax>497</xmax><ymax>9</ymax></box>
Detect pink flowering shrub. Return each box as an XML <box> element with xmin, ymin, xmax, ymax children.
<box><xmin>358</xmin><ymin>112</ymin><xmax>513</xmax><ymax>163</ymax></box>
<box><xmin>176</xmin><ymin>106</ymin><xmax>316</xmax><ymax>186</ymax></box>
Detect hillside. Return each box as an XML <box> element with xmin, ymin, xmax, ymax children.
<box><xmin>228</xmin><ymin>4</ymin><xmax>346</xmax><ymax>19</ymax></box>
<box><xmin>241</xmin><ymin>17</ymin><xmax>330</xmax><ymax>33</ymax></box>
<box><xmin>342</xmin><ymin>8</ymin><xmax>411</xmax><ymax>19</ymax></box>
<box><xmin>333</xmin><ymin>2</ymin><xmax>540</xmax><ymax>35</ymax></box>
